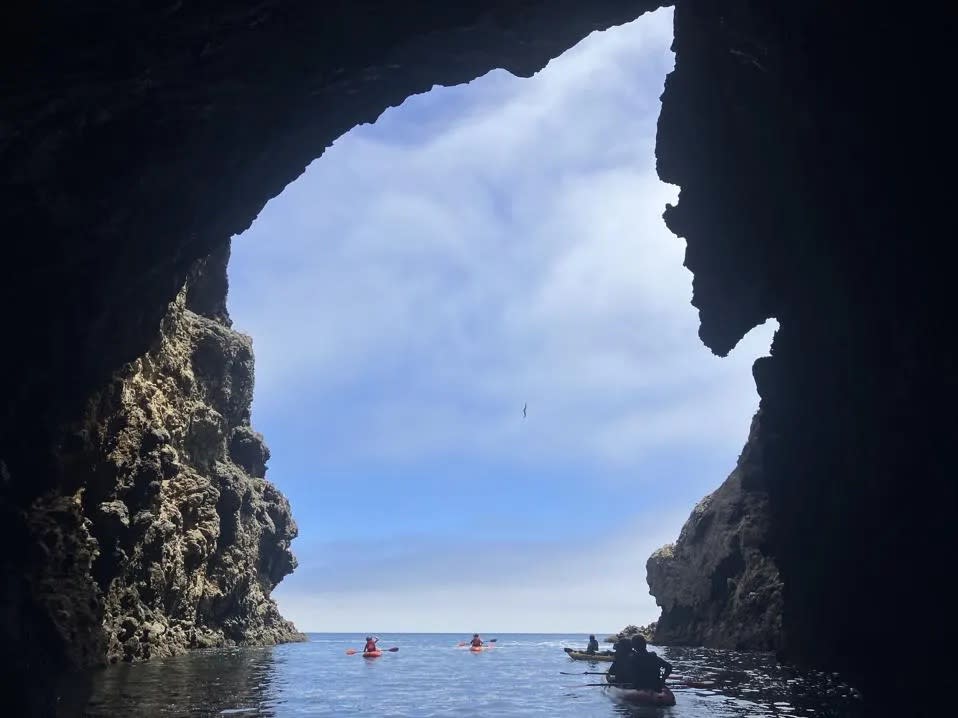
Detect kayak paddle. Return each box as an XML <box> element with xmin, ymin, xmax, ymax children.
<box><xmin>563</xmin><ymin>671</ymin><xmax>696</xmax><ymax>687</ymax></box>
<box><xmin>345</xmin><ymin>647</ymin><xmax>399</xmax><ymax>655</ymax></box>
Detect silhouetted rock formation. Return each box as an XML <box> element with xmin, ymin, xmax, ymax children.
<box><xmin>2</xmin><ymin>1</ymin><xmax>954</xmax><ymax>715</ymax></box>
<box><xmin>656</xmin><ymin>7</ymin><xmax>953</xmax><ymax>713</ymax></box>
<box><xmin>647</xmin><ymin>415</ymin><xmax>782</xmax><ymax>650</ymax></box>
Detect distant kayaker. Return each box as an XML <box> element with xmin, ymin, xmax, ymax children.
<box><xmin>607</xmin><ymin>640</ymin><xmax>634</xmax><ymax>685</ymax></box>
<box><xmin>470</xmin><ymin>634</ymin><xmax>483</xmax><ymax>648</ymax></box>
<box><xmin>586</xmin><ymin>635</ymin><xmax>599</xmax><ymax>654</ymax></box>
<box><xmin>364</xmin><ymin>636</ymin><xmax>379</xmax><ymax>653</ymax></box>
<box><xmin>629</xmin><ymin>635</ymin><xmax>672</xmax><ymax>690</ymax></box>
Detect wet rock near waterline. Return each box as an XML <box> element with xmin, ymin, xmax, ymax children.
<box><xmin>646</xmin><ymin>414</ymin><xmax>782</xmax><ymax>651</ymax></box>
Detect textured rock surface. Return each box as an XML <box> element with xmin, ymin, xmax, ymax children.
<box><xmin>87</xmin><ymin>245</ymin><xmax>303</xmax><ymax>663</ymax></box>
<box><xmin>1</xmin><ymin>1</ymin><xmax>955</xmax><ymax>715</ymax></box>
<box><xmin>647</xmin><ymin>414</ymin><xmax>781</xmax><ymax>651</ymax></box>
<box><xmin>13</xmin><ymin>243</ymin><xmax>303</xmax><ymax>694</ymax></box>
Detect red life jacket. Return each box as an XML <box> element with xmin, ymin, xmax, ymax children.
<box><xmin>470</xmin><ymin>637</ymin><xmax>482</xmax><ymax>647</ymax></box>
<box><xmin>364</xmin><ymin>640</ymin><xmax>377</xmax><ymax>652</ymax></box>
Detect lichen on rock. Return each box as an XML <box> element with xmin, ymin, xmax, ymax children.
<box><xmin>646</xmin><ymin>413</ymin><xmax>782</xmax><ymax>651</ymax></box>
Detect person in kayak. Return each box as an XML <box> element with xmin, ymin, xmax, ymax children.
<box><xmin>469</xmin><ymin>634</ymin><xmax>483</xmax><ymax>648</ymax></box>
<box><xmin>628</xmin><ymin>635</ymin><xmax>672</xmax><ymax>690</ymax></box>
<box><xmin>363</xmin><ymin>636</ymin><xmax>379</xmax><ymax>653</ymax></box>
<box><xmin>607</xmin><ymin>640</ymin><xmax>634</xmax><ymax>684</ymax></box>
<box><xmin>586</xmin><ymin>635</ymin><xmax>600</xmax><ymax>654</ymax></box>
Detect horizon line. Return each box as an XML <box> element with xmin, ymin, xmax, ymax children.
<box><xmin>293</xmin><ymin>630</ymin><xmax>623</xmax><ymax>635</ymax></box>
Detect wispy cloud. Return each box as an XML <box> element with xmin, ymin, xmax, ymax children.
<box><xmin>228</xmin><ymin>8</ymin><xmax>775</xmax><ymax>630</ymax></box>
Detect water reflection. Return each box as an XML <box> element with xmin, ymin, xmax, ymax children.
<box><xmin>73</xmin><ymin>635</ymin><xmax>864</xmax><ymax>717</ymax></box>
<box><xmin>80</xmin><ymin>646</ymin><xmax>279</xmax><ymax>717</ymax></box>
<box><xmin>660</xmin><ymin>646</ymin><xmax>862</xmax><ymax>717</ymax></box>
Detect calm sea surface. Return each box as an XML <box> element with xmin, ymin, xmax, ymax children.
<box><xmin>77</xmin><ymin>633</ymin><xmax>863</xmax><ymax>717</ymax></box>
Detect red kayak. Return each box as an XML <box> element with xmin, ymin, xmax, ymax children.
<box><xmin>605</xmin><ymin>685</ymin><xmax>676</xmax><ymax>707</ymax></box>
<box><xmin>362</xmin><ymin>650</ymin><xmax>383</xmax><ymax>658</ymax></box>
<box><xmin>469</xmin><ymin>646</ymin><xmax>484</xmax><ymax>652</ymax></box>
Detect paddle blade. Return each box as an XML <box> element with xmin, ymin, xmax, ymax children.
<box><xmin>489</xmin><ymin>638</ymin><xmax>497</xmax><ymax>642</ymax></box>
<box><xmin>387</xmin><ymin>647</ymin><xmax>400</xmax><ymax>652</ymax></box>
<box><xmin>345</xmin><ymin>649</ymin><xmax>357</xmax><ymax>655</ymax></box>
<box><xmin>457</xmin><ymin>641</ymin><xmax>467</xmax><ymax>647</ymax></box>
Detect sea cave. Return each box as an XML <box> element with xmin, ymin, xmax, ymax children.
<box><xmin>1</xmin><ymin>1</ymin><xmax>953</xmax><ymax>716</ymax></box>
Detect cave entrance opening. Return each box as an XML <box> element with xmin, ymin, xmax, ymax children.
<box><xmin>226</xmin><ymin>8</ymin><xmax>774</xmax><ymax>634</ymax></box>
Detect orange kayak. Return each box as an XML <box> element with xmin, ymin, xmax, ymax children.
<box><xmin>470</xmin><ymin>646</ymin><xmax>484</xmax><ymax>652</ymax></box>
<box><xmin>362</xmin><ymin>650</ymin><xmax>383</xmax><ymax>658</ymax></box>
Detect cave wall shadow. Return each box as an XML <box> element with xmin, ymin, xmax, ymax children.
<box><xmin>1</xmin><ymin>1</ymin><xmax>955</xmax><ymax>716</ymax></box>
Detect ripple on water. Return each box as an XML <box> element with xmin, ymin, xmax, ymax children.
<box><xmin>78</xmin><ymin>635</ymin><xmax>864</xmax><ymax>717</ymax></box>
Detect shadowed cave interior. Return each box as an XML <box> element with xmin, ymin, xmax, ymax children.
<box><xmin>1</xmin><ymin>1</ymin><xmax>954</xmax><ymax>716</ymax></box>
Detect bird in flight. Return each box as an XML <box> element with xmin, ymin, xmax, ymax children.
<box><xmin>522</xmin><ymin>403</ymin><xmax>527</xmax><ymax>419</ymax></box>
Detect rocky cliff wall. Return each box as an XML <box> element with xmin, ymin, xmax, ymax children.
<box><xmin>91</xmin><ymin>244</ymin><xmax>302</xmax><ymax>662</ymax></box>
<box><xmin>647</xmin><ymin>414</ymin><xmax>781</xmax><ymax>651</ymax></box>
<box><xmin>20</xmin><ymin>244</ymin><xmax>301</xmax><ymax>690</ymax></box>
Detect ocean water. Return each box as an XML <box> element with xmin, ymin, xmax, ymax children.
<box><xmin>78</xmin><ymin>633</ymin><xmax>863</xmax><ymax>717</ymax></box>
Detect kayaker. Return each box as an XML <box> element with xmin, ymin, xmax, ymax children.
<box><xmin>586</xmin><ymin>635</ymin><xmax>600</xmax><ymax>654</ymax></box>
<box><xmin>607</xmin><ymin>640</ymin><xmax>634</xmax><ymax>685</ymax></box>
<box><xmin>364</xmin><ymin>636</ymin><xmax>379</xmax><ymax>653</ymax></box>
<box><xmin>469</xmin><ymin>634</ymin><xmax>483</xmax><ymax>648</ymax></box>
<box><xmin>628</xmin><ymin>635</ymin><xmax>672</xmax><ymax>690</ymax></box>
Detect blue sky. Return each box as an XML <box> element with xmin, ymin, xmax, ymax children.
<box><xmin>228</xmin><ymin>8</ymin><xmax>775</xmax><ymax>633</ymax></box>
